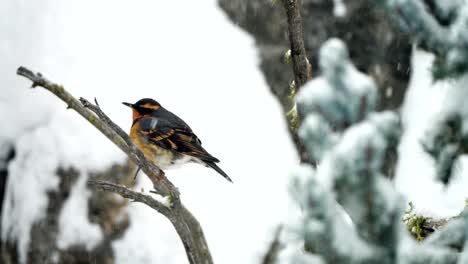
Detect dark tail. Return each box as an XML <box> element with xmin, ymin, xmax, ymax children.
<box><xmin>204</xmin><ymin>161</ymin><xmax>232</xmax><ymax>183</ymax></box>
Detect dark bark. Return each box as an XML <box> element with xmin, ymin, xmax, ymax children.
<box><xmin>282</xmin><ymin>0</ymin><xmax>312</xmax><ymax>89</ymax></box>
<box><xmin>218</xmin><ymin>0</ymin><xmax>410</xmax><ymax>177</ymax></box>
<box><xmin>281</xmin><ymin>0</ymin><xmax>313</xmax><ymax>165</ymax></box>
<box><xmin>261</xmin><ymin>225</ymin><xmax>283</xmax><ymax>264</ymax></box>
<box><xmin>0</xmin><ymin>146</ymin><xmax>15</xmax><ymax>227</ymax></box>
<box><xmin>219</xmin><ymin>0</ymin><xmax>411</xmax><ymax>111</ymax></box>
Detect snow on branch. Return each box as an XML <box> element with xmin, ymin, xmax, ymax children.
<box><xmin>281</xmin><ymin>39</ymin><xmax>468</xmax><ymax>263</ymax></box>
<box><xmin>297</xmin><ymin>39</ymin><xmax>377</xmax><ymax>131</ymax></box>
<box><xmin>458</xmin><ymin>213</ymin><xmax>468</xmax><ymax>262</ymax></box>
<box><xmin>289</xmin><ymin>166</ymin><xmax>379</xmax><ymax>263</ymax></box>
<box><xmin>296</xmin><ymin>39</ymin><xmax>378</xmax><ymax>161</ymax></box>
<box><xmin>324</xmin><ymin>113</ymin><xmax>402</xmax><ymax>245</ymax></box>
<box><xmin>422</xmin><ymin>113</ymin><xmax>467</xmax><ymax>185</ymax></box>
<box><xmin>375</xmin><ymin>0</ymin><xmax>468</xmax><ymax>79</ymax></box>
<box><xmin>16</xmin><ymin>66</ymin><xmax>213</xmax><ymax>264</ymax></box>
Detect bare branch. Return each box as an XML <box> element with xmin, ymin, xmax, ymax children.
<box><xmin>80</xmin><ymin>98</ymin><xmax>135</xmax><ymax>151</ymax></box>
<box><xmin>87</xmin><ymin>179</ymin><xmax>171</xmax><ymax>215</ymax></box>
<box><xmin>282</xmin><ymin>0</ymin><xmax>312</xmax><ymax>88</ymax></box>
<box><xmin>16</xmin><ymin>66</ymin><xmax>173</xmax><ymax>196</ymax></box>
<box><xmin>281</xmin><ymin>0</ymin><xmax>315</xmax><ymax>166</ymax></box>
<box><xmin>262</xmin><ymin>225</ymin><xmax>284</xmax><ymax>264</ymax></box>
<box><xmin>16</xmin><ymin>66</ymin><xmax>213</xmax><ymax>264</ymax></box>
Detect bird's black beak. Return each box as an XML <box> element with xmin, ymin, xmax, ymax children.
<box><xmin>122</xmin><ymin>102</ymin><xmax>133</xmax><ymax>108</ymax></box>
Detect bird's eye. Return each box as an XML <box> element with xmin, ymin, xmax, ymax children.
<box><xmin>136</xmin><ymin>106</ymin><xmax>151</xmax><ymax>115</ymax></box>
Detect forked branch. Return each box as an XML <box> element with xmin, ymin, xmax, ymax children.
<box><xmin>16</xmin><ymin>66</ymin><xmax>213</xmax><ymax>264</ymax></box>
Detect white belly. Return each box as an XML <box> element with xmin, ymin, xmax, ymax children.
<box><xmin>135</xmin><ymin>133</ymin><xmax>200</xmax><ymax>170</ymax></box>
<box><xmin>152</xmin><ymin>152</ymin><xmax>194</xmax><ymax>169</ymax></box>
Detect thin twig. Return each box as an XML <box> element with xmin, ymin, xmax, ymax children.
<box><xmin>262</xmin><ymin>225</ymin><xmax>284</xmax><ymax>264</ymax></box>
<box><xmin>78</xmin><ymin>97</ymin><xmax>168</xmax><ymax>186</ymax></box>
<box><xmin>16</xmin><ymin>66</ymin><xmax>173</xmax><ymax>196</ymax></box>
<box><xmin>80</xmin><ymin>98</ymin><xmax>136</xmax><ymax>152</ymax></box>
<box><xmin>282</xmin><ymin>0</ymin><xmax>312</xmax><ymax>88</ymax></box>
<box><xmin>16</xmin><ymin>66</ymin><xmax>213</xmax><ymax>264</ymax></box>
<box><xmin>88</xmin><ymin>179</ymin><xmax>171</xmax><ymax>215</ymax></box>
<box><xmin>282</xmin><ymin>0</ymin><xmax>314</xmax><ymax>166</ymax></box>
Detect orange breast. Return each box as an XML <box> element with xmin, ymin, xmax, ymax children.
<box><xmin>131</xmin><ymin>109</ymin><xmax>152</xmax><ymax>122</ymax></box>
<box><xmin>129</xmin><ymin>120</ymin><xmax>178</xmax><ymax>169</ymax></box>
<box><xmin>130</xmin><ymin>122</ymin><xmax>153</xmax><ymax>160</ymax></box>
<box><xmin>132</xmin><ymin>109</ymin><xmax>141</xmax><ymax>121</ymax></box>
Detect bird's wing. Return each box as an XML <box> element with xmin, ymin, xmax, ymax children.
<box><xmin>137</xmin><ymin>116</ymin><xmax>219</xmax><ymax>162</ymax></box>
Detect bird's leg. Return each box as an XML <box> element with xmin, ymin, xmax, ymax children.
<box><xmin>133</xmin><ymin>166</ymin><xmax>142</xmax><ymax>182</ymax></box>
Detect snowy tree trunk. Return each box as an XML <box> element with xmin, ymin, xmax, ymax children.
<box><xmin>1</xmin><ymin>162</ymin><xmax>132</xmax><ymax>264</ymax></box>
<box><xmin>218</xmin><ymin>0</ymin><xmax>411</xmax><ymax>172</ymax></box>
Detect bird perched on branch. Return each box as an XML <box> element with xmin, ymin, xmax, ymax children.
<box><xmin>123</xmin><ymin>98</ymin><xmax>232</xmax><ymax>182</ymax></box>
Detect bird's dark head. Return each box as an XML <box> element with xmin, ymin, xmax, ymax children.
<box><xmin>122</xmin><ymin>98</ymin><xmax>161</xmax><ymax>120</ymax></box>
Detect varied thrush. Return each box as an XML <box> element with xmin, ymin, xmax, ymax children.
<box><xmin>123</xmin><ymin>98</ymin><xmax>232</xmax><ymax>182</ymax></box>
